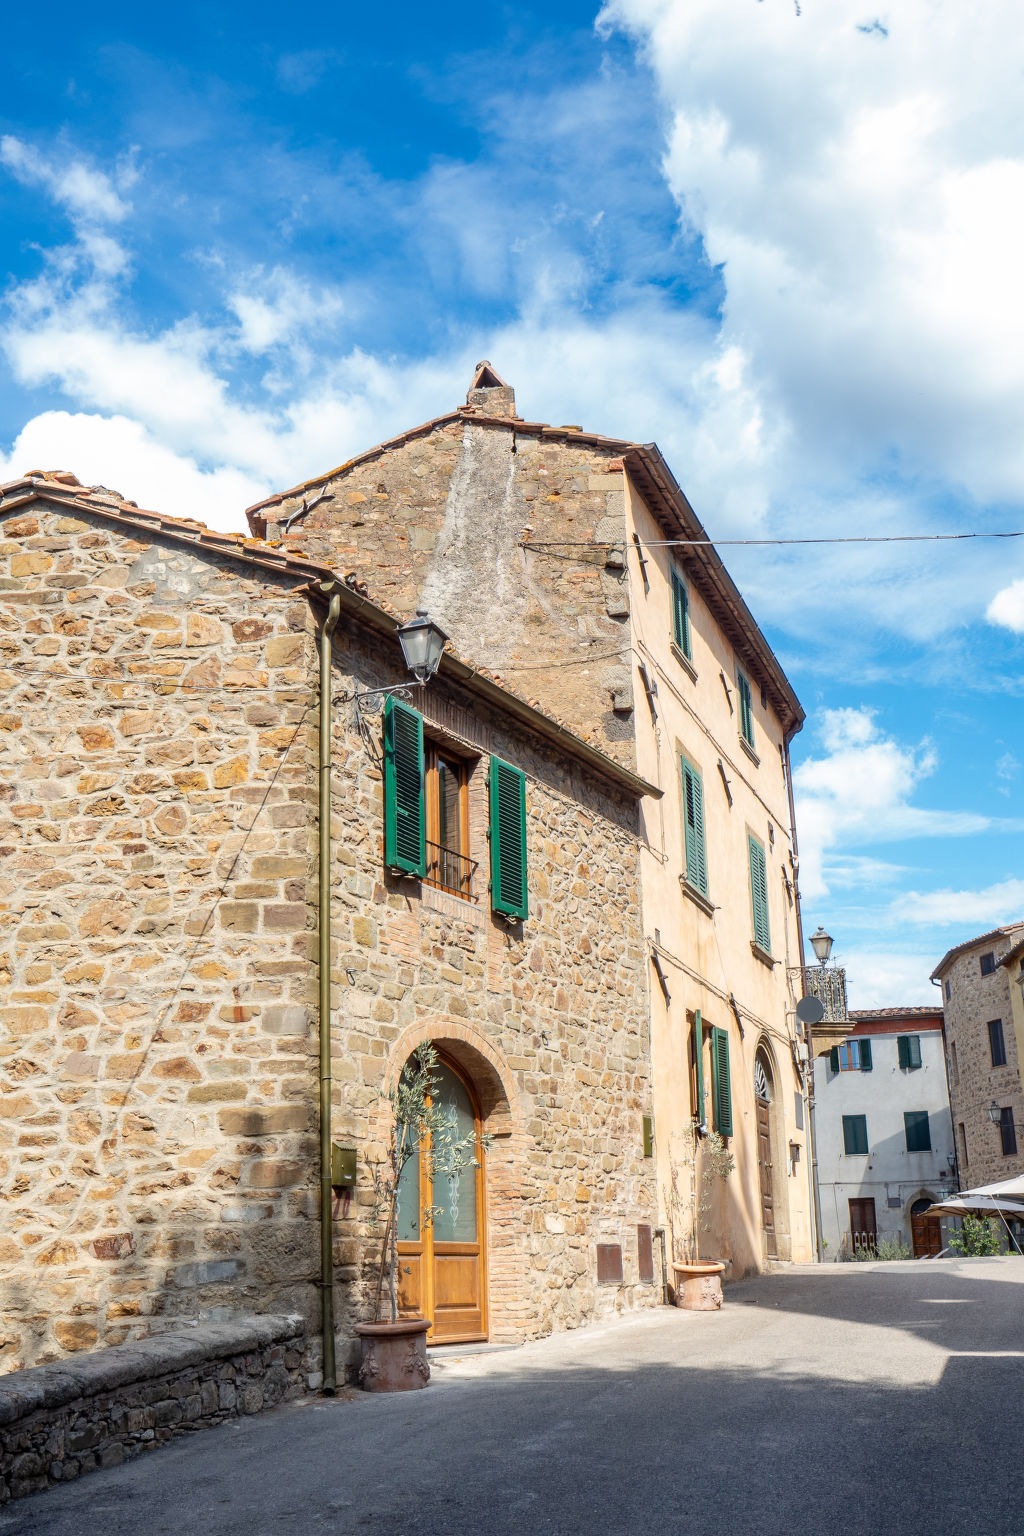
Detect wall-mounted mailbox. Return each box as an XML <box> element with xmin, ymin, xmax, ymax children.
<box><xmin>331</xmin><ymin>1144</ymin><xmax>357</xmax><ymax>1190</ymax></box>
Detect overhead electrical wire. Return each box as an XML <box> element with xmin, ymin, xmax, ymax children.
<box><xmin>521</xmin><ymin>529</ymin><xmax>1024</xmax><ymax>549</ymax></box>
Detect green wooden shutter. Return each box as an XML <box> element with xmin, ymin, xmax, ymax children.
<box><xmin>489</xmin><ymin>756</ymin><xmax>528</xmax><ymax>920</ymax></box>
<box><xmin>897</xmin><ymin>1035</ymin><xmax>909</xmax><ymax>1069</ymax></box>
<box><xmin>383</xmin><ymin>697</ymin><xmax>425</xmax><ymax>876</ymax></box>
<box><xmin>681</xmin><ymin>758</ymin><xmax>708</xmax><ymax>896</ymax></box>
<box><xmin>908</xmin><ymin>1035</ymin><xmax>922</xmax><ymax>1069</ymax></box>
<box><xmin>738</xmin><ymin>672</ymin><xmax>754</xmax><ymax>746</ymax></box>
<box><xmin>859</xmin><ymin>1039</ymin><xmax>872</xmax><ymax>1072</ymax></box>
<box><xmin>671</xmin><ymin>568</ymin><xmax>691</xmax><ymax>659</ymax></box>
<box><xmin>829</xmin><ymin>1046</ymin><xmax>840</xmax><ymax>1074</ymax></box>
<box><xmin>712</xmin><ymin>1027</ymin><xmax>732</xmax><ymax>1137</ymax></box>
<box><xmin>693</xmin><ymin>1010</ymin><xmax>705</xmax><ymax>1125</ymax></box>
<box><xmin>748</xmin><ymin>835</ymin><xmax>770</xmax><ymax>951</ymax></box>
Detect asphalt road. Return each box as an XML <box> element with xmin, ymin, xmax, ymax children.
<box><xmin>6</xmin><ymin>1257</ymin><xmax>1024</xmax><ymax>1536</ymax></box>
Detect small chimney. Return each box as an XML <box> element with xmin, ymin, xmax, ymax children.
<box><xmin>466</xmin><ymin>360</ymin><xmax>517</xmax><ymax>420</ymax></box>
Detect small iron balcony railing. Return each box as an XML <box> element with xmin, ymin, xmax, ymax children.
<box><xmin>424</xmin><ymin>840</ymin><xmax>477</xmax><ymax>901</ymax></box>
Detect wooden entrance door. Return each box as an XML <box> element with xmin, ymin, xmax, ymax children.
<box><xmin>910</xmin><ymin>1198</ymin><xmax>942</xmax><ymax>1258</ymax></box>
<box><xmin>756</xmin><ymin>1095</ymin><xmax>777</xmax><ymax>1258</ymax></box>
<box><xmin>849</xmin><ymin>1198</ymin><xmax>877</xmax><ymax>1256</ymax></box>
<box><xmin>396</xmin><ymin>1058</ymin><xmax>487</xmax><ymax>1344</ymax></box>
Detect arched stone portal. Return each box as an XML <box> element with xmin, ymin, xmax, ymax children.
<box><xmin>381</xmin><ymin>1019</ymin><xmax>523</xmax><ymax>1344</ymax></box>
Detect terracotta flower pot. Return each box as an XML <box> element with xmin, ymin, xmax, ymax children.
<box><xmin>354</xmin><ymin>1318</ymin><xmax>431</xmax><ymax>1392</ymax></box>
<box><xmin>672</xmin><ymin>1260</ymin><xmax>726</xmax><ymax>1311</ymax></box>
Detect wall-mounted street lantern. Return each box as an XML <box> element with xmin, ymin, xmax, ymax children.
<box><xmin>810</xmin><ymin>926</ymin><xmax>834</xmax><ymax>965</ymax></box>
<box><xmin>396</xmin><ymin>610</ymin><xmax>448</xmax><ymax>685</ymax></box>
<box><xmin>988</xmin><ymin>1100</ymin><xmax>1002</xmax><ymax>1125</ymax></box>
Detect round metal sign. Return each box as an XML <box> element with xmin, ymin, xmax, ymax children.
<box><xmin>796</xmin><ymin>995</ymin><xmax>825</xmax><ymax>1025</ymax></box>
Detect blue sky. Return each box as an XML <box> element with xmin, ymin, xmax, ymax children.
<box><xmin>2</xmin><ymin>0</ymin><xmax>1022</xmax><ymax>1004</ymax></box>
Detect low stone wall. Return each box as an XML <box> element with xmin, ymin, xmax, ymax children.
<box><xmin>0</xmin><ymin>1315</ymin><xmax>315</xmax><ymax>1504</ymax></box>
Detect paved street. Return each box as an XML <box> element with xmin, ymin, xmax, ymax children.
<box><xmin>5</xmin><ymin>1258</ymin><xmax>1024</xmax><ymax>1536</ymax></box>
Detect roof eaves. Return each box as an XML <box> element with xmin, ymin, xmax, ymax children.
<box><xmin>930</xmin><ymin>923</ymin><xmax>1024</xmax><ymax>980</ymax></box>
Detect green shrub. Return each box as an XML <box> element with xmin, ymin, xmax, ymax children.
<box><xmin>948</xmin><ymin>1214</ymin><xmax>1002</xmax><ymax>1257</ymax></box>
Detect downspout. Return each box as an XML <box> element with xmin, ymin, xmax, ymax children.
<box><xmin>784</xmin><ymin>727</ymin><xmax>824</xmax><ymax>1263</ymax></box>
<box><xmin>319</xmin><ymin>592</ymin><xmax>342</xmax><ymax>1394</ymax></box>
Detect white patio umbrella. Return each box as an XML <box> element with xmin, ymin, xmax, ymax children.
<box><xmin>926</xmin><ymin>1192</ymin><xmax>1024</xmax><ymax>1218</ymax></box>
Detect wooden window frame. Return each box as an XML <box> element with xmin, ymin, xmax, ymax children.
<box><xmin>423</xmin><ymin>742</ymin><xmax>474</xmax><ymax>899</ymax></box>
<box><xmin>842</xmin><ymin>1114</ymin><xmax>869</xmax><ymax>1156</ymax></box>
<box><xmin>988</xmin><ymin>1018</ymin><xmax>1007</xmax><ymax>1068</ymax></box>
<box><xmin>904</xmin><ymin>1110</ymin><xmax>932</xmax><ymax>1153</ymax></box>
<box><xmin>1000</xmin><ymin>1107</ymin><xmax>1017</xmax><ymax>1157</ymax></box>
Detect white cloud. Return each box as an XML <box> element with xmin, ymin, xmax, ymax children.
<box><xmin>0</xmin><ymin>412</ymin><xmax>269</xmax><ymax>532</ymax></box>
<box><xmin>887</xmin><ymin>878</ymin><xmax>1024</xmax><ymax>929</ymax></box>
<box><xmin>600</xmin><ymin>0</ymin><xmax>1024</xmax><ymax>508</ymax></box>
<box><xmin>793</xmin><ymin>706</ymin><xmax>992</xmax><ymax>901</ymax></box>
<box><xmin>840</xmin><ymin>949</ymin><xmax>942</xmax><ymax>1010</ymax></box>
<box><xmin>987</xmin><ymin>579</ymin><xmax>1024</xmax><ymax>633</ymax></box>
<box><xmin>0</xmin><ymin>136</ymin><xmax>133</xmax><ymax>224</ymax></box>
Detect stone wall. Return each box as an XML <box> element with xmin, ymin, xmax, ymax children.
<box><xmin>0</xmin><ymin>1315</ymin><xmax>313</xmax><ymax>1503</ymax></box>
<box><xmin>321</xmin><ymin>608</ymin><xmax>658</xmax><ymax>1366</ymax></box>
<box><xmin>942</xmin><ymin>937</ymin><xmax>1024</xmax><ymax>1185</ymax></box>
<box><xmin>0</xmin><ymin>498</ymin><xmax>323</xmax><ymax>1371</ymax></box>
<box><xmin>251</xmin><ymin>415</ymin><xmax>638</xmax><ymax>766</ymax></box>
<box><xmin>2</xmin><ymin>490</ymin><xmax>659</xmax><ymax>1377</ymax></box>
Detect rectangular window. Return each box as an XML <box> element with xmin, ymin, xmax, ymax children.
<box><xmin>950</xmin><ymin>1042</ymin><xmax>959</xmax><ymax>1083</ymax></box>
<box><xmin>680</xmin><ymin>756</ymin><xmax>708</xmax><ymax>897</ymax></box>
<box><xmin>958</xmin><ymin>1122</ymin><xmax>968</xmax><ymax>1170</ymax></box>
<box><xmin>897</xmin><ymin>1034</ymin><xmax>923</xmax><ymax>1070</ymax></box>
<box><xmin>1001</xmin><ymin>1108</ymin><xmax>1017</xmax><ymax>1157</ymax></box>
<box><xmin>489</xmin><ymin>756</ymin><xmax>528</xmax><ymax>921</ymax></box>
<box><xmin>424</xmin><ymin>746</ymin><xmax>473</xmax><ymax>899</ymax></box>
<box><xmin>670</xmin><ymin>567</ymin><xmax>692</xmax><ymax>660</ymax></box>
<box><xmin>737</xmin><ymin>670</ymin><xmax>755</xmax><ymax>748</ymax></box>
<box><xmin>989</xmin><ymin>1019</ymin><xmax>1007</xmax><ymax>1067</ymax></box>
<box><xmin>904</xmin><ymin>1111</ymin><xmax>932</xmax><ymax>1152</ymax></box>
<box><xmin>383</xmin><ymin>698</ymin><xmax>426</xmax><ymax>877</ymax></box>
<box><xmin>711</xmin><ymin>1026</ymin><xmax>733</xmax><ymax>1137</ymax></box>
<box><xmin>747</xmin><ymin>834</ymin><xmax>770</xmax><ymax>953</ymax></box>
<box><xmin>945</xmin><ymin>980</ymin><xmax>951</xmax><ymax>1000</ymax></box>
<box><xmin>838</xmin><ymin>1039</ymin><xmax>872</xmax><ymax>1072</ymax></box>
<box><xmin>843</xmin><ymin>1115</ymin><xmax>869</xmax><ymax>1155</ymax></box>
<box><xmin>980</xmin><ymin>952</ymin><xmax>996</xmax><ymax>976</ymax></box>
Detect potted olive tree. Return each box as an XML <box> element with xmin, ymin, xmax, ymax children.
<box><xmin>355</xmin><ymin>1043</ymin><xmax>483</xmax><ymax>1391</ymax></box>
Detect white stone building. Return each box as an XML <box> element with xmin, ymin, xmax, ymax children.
<box><xmin>813</xmin><ymin>1008</ymin><xmax>955</xmax><ymax>1258</ymax></box>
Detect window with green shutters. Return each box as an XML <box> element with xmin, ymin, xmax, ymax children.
<box><xmin>711</xmin><ymin>1026</ymin><xmax>732</xmax><ymax>1136</ymax></box>
<box><xmin>897</xmin><ymin>1034</ymin><xmax>923</xmax><ymax>1070</ymax></box>
<box><xmin>838</xmin><ymin>1039</ymin><xmax>872</xmax><ymax>1072</ymax></box>
<box><xmin>748</xmin><ymin>834</ymin><xmax>770</xmax><ymax>952</ymax></box>
<box><xmin>489</xmin><ymin>756</ymin><xmax>528</xmax><ymax>921</ymax></box>
<box><xmin>670</xmin><ymin>567</ymin><xmax>692</xmax><ymax>660</ymax></box>
<box><xmin>842</xmin><ymin>1115</ymin><xmax>869</xmax><ymax>1155</ymax></box>
<box><xmin>680</xmin><ymin>756</ymin><xmax>708</xmax><ymax>896</ymax></box>
<box><xmin>383</xmin><ymin>697</ymin><xmax>426</xmax><ymax>877</ymax></box>
<box><xmin>737</xmin><ymin>670</ymin><xmax>754</xmax><ymax>748</ymax></box>
<box><xmin>904</xmin><ymin>1111</ymin><xmax>931</xmax><ymax>1153</ymax></box>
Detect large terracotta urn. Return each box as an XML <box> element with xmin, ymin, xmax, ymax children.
<box><xmin>672</xmin><ymin>1260</ymin><xmax>726</xmax><ymax>1311</ymax></box>
<box><xmin>354</xmin><ymin>1318</ymin><xmax>431</xmax><ymax>1392</ymax></box>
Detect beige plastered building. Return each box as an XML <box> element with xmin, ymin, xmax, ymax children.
<box><xmin>249</xmin><ymin>366</ymin><xmax>817</xmax><ymax>1276</ymax></box>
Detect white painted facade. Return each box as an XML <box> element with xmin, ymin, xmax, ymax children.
<box><xmin>813</xmin><ymin>1015</ymin><xmax>955</xmax><ymax>1258</ymax></box>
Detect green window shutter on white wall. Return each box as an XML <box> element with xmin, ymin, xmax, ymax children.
<box><xmin>671</xmin><ymin>568</ymin><xmax>691</xmax><ymax>659</ymax></box>
<box><xmin>748</xmin><ymin>835</ymin><xmax>770</xmax><ymax>952</ymax></box>
<box><xmin>711</xmin><ymin>1026</ymin><xmax>733</xmax><ymax>1137</ymax></box>
<box><xmin>383</xmin><ymin>697</ymin><xmax>425</xmax><ymax>876</ymax></box>
<box><xmin>859</xmin><ymin>1039</ymin><xmax>872</xmax><ymax>1072</ymax></box>
<box><xmin>681</xmin><ymin>757</ymin><xmax>708</xmax><ymax>896</ymax></box>
<box><xmin>489</xmin><ymin>756</ymin><xmax>528</xmax><ymax>921</ymax></box>
<box><xmin>738</xmin><ymin>671</ymin><xmax>754</xmax><ymax>747</ymax></box>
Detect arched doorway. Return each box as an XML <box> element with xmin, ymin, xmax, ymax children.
<box><xmin>395</xmin><ymin>1053</ymin><xmax>488</xmax><ymax>1343</ymax></box>
<box><xmin>910</xmin><ymin>1196</ymin><xmax>942</xmax><ymax>1258</ymax></box>
<box><xmin>754</xmin><ymin>1050</ymin><xmax>778</xmax><ymax>1259</ymax></box>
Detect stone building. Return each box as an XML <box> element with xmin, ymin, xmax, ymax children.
<box><xmin>932</xmin><ymin>923</ymin><xmax>1024</xmax><ymax>1186</ymax></box>
<box><xmin>248</xmin><ymin>365</ymin><xmax>816</xmax><ymax>1277</ymax></box>
<box><xmin>0</xmin><ymin>471</ymin><xmax>660</xmax><ymax>1378</ymax></box>
<box><xmin>812</xmin><ymin>1007</ymin><xmax>954</xmax><ymax>1258</ymax></box>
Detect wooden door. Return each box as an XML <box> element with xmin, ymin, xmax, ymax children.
<box><xmin>756</xmin><ymin>1096</ymin><xmax>777</xmax><ymax>1258</ymax></box>
<box><xmin>396</xmin><ymin>1058</ymin><xmax>487</xmax><ymax>1344</ymax></box>
<box><xmin>849</xmin><ymin>1198</ymin><xmax>877</xmax><ymax>1256</ymax></box>
<box><xmin>911</xmin><ymin>1200</ymin><xmax>942</xmax><ymax>1258</ymax></box>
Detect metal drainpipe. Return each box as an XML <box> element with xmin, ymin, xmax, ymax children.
<box><xmin>784</xmin><ymin>728</ymin><xmax>824</xmax><ymax>1263</ymax></box>
<box><xmin>319</xmin><ymin>592</ymin><xmax>342</xmax><ymax>1394</ymax></box>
